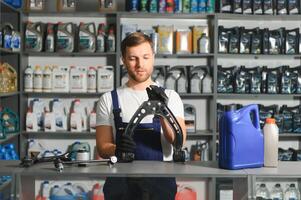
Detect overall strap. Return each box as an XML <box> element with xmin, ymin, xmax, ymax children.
<box><xmin>111</xmin><ymin>90</ymin><xmax>122</xmax><ymax>130</ymax></box>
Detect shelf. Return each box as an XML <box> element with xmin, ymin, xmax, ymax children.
<box><xmin>0</xmin><ymin>134</ymin><xmax>19</xmax><ymax>145</ymax></box>
<box><xmin>180</xmin><ymin>93</ymin><xmax>214</xmax><ymax>99</ymax></box>
<box><xmin>216</xmin><ymin>13</ymin><xmax>301</xmax><ymax>21</ymax></box>
<box><xmin>23</xmin><ymin>52</ymin><xmax>116</xmax><ymax>57</ymax></box>
<box><xmin>217</xmin><ymin>93</ymin><xmax>301</xmax><ymax>99</ymax></box>
<box><xmin>0</xmin><ymin>0</ymin><xmax>20</xmax><ymax>13</ymax></box>
<box><xmin>0</xmin><ymin>48</ymin><xmax>20</xmax><ymax>55</ymax></box>
<box><xmin>22</xmin><ymin>131</ymin><xmax>96</xmax><ymax>139</ymax></box>
<box><xmin>0</xmin><ymin>92</ymin><xmax>19</xmax><ymax>98</ymax></box>
<box><xmin>0</xmin><ymin>179</ymin><xmax>11</xmax><ymax>190</ymax></box>
<box><xmin>156</xmin><ymin>53</ymin><xmax>214</xmax><ymax>58</ymax></box>
<box><xmin>119</xmin><ymin>12</ymin><xmax>213</xmax><ymax>19</ymax></box>
<box><xmin>24</xmin><ymin>11</ymin><xmax>116</xmax><ymax>17</ymax></box>
<box><xmin>217</xmin><ymin>53</ymin><xmax>301</xmax><ymax>59</ymax></box>
<box><xmin>279</xmin><ymin>133</ymin><xmax>301</xmax><ymax>138</ymax></box>
<box><xmin>23</xmin><ymin>92</ymin><xmax>103</xmax><ymax>98</ymax></box>
<box><xmin>187</xmin><ymin>130</ymin><xmax>215</xmax><ymax>138</ymax></box>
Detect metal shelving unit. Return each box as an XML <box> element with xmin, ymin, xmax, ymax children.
<box><xmin>0</xmin><ymin>0</ymin><xmax>21</xmax><ymax>153</ymax></box>
<box><xmin>6</xmin><ymin>0</ymin><xmax>301</xmax><ymax>198</ymax></box>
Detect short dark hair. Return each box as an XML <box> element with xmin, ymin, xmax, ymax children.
<box><xmin>121</xmin><ymin>32</ymin><xmax>154</xmax><ymax>58</ymax></box>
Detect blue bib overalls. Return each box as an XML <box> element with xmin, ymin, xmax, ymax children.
<box><xmin>103</xmin><ymin>90</ymin><xmax>177</xmax><ymax>200</ymax></box>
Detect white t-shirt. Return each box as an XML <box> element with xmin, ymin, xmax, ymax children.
<box><xmin>96</xmin><ymin>84</ymin><xmax>184</xmax><ymax>161</ymax></box>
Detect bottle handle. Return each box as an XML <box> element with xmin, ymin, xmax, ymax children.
<box><xmin>248</xmin><ymin>104</ymin><xmax>260</xmax><ymax>130</ymax></box>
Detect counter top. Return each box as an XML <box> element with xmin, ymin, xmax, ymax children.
<box><xmin>1</xmin><ymin>161</ymin><xmax>301</xmax><ymax>178</ymax></box>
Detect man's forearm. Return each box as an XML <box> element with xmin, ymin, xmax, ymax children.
<box><xmin>98</xmin><ymin>143</ymin><xmax>116</xmax><ymax>159</ymax></box>
<box><xmin>160</xmin><ymin>117</ymin><xmax>187</xmax><ymax>145</ymax></box>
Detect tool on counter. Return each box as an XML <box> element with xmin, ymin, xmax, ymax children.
<box><xmin>117</xmin><ymin>85</ymin><xmax>186</xmax><ymax>163</ymax></box>
<box><xmin>20</xmin><ymin>150</ymin><xmax>117</xmax><ymax>172</ymax></box>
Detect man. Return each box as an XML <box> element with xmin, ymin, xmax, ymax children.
<box><xmin>96</xmin><ymin>32</ymin><xmax>186</xmax><ymax>200</ymax></box>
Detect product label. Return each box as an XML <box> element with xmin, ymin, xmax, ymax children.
<box><xmin>191</xmin><ymin>77</ymin><xmax>201</xmax><ymax>93</ymax></box>
<box><xmin>53</xmin><ymin>74</ymin><xmax>67</xmax><ymax>89</ymax></box>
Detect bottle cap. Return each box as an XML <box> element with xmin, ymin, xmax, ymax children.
<box><xmin>265</xmin><ymin>118</ymin><xmax>275</xmax><ymax>124</ymax></box>
<box><xmin>225</xmin><ymin>104</ymin><xmax>236</xmax><ymax>112</ymax></box>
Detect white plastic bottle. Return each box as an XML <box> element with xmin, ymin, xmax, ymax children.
<box><xmin>87</xmin><ymin>67</ymin><xmax>97</xmax><ymax>93</ymax></box>
<box><xmin>89</xmin><ymin>110</ymin><xmax>96</xmax><ymax>132</ymax></box>
<box><xmin>198</xmin><ymin>33</ymin><xmax>210</xmax><ymax>54</ymax></box>
<box><xmin>256</xmin><ymin>183</ymin><xmax>270</xmax><ymax>199</ymax></box>
<box><xmin>284</xmin><ymin>183</ymin><xmax>300</xmax><ymax>200</ymax></box>
<box><xmin>24</xmin><ymin>65</ymin><xmax>34</xmax><ymax>92</ymax></box>
<box><xmin>42</xmin><ymin>66</ymin><xmax>52</xmax><ymax>92</ymax></box>
<box><xmin>70</xmin><ymin>111</ymin><xmax>82</xmax><ymax>132</ymax></box>
<box><xmin>271</xmin><ymin>183</ymin><xmax>284</xmax><ymax>200</ymax></box>
<box><xmin>43</xmin><ymin>109</ymin><xmax>56</xmax><ymax>132</ymax></box>
<box><xmin>26</xmin><ymin>108</ymin><xmax>38</xmax><ymax>132</ymax></box>
<box><xmin>41</xmin><ymin>181</ymin><xmax>51</xmax><ymax>200</ymax></box>
<box><xmin>263</xmin><ymin>118</ymin><xmax>279</xmax><ymax>167</ymax></box>
<box><xmin>33</xmin><ymin>65</ymin><xmax>43</xmax><ymax>92</ymax></box>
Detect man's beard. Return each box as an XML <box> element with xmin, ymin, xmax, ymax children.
<box><xmin>128</xmin><ymin>70</ymin><xmax>151</xmax><ymax>83</ymax></box>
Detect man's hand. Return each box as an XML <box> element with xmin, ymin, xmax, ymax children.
<box><xmin>115</xmin><ymin>134</ymin><xmax>136</xmax><ymax>162</ymax></box>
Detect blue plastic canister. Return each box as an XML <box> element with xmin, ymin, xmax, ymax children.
<box><xmin>219</xmin><ymin>104</ymin><xmax>264</xmax><ymax>170</ymax></box>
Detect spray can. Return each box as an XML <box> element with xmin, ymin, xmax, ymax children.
<box><xmin>24</xmin><ymin>65</ymin><xmax>34</xmax><ymax>92</ymax></box>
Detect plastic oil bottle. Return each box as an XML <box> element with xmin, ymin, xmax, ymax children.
<box><xmin>263</xmin><ymin>118</ymin><xmax>279</xmax><ymax>167</ymax></box>
<box><xmin>26</xmin><ymin>107</ymin><xmax>38</xmax><ymax>132</ymax></box>
<box><xmin>78</xmin><ymin>22</ymin><xmax>96</xmax><ymax>53</ymax></box>
<box><xmin>33</xmin><ymin>65</ymin><xmax>43</xmax><ymax>92</ymax></box>
<box><xmin>106</xmin><ymin>25</ymin><xmax>115</xmax><ymax>52</ymax></box>
<box><xmin>256</xmin><ymin>183</ymin><xmax>270</xmax><ymax>199</ymax></box>
<box><xmin>97</xmin><ymin>66</ymin><xmax>114</xmax><ymax>93</ymax></box>
<box><xmin>270</xmin><ymin>183</ymin><xmax>284</xmax><ymax>200</ymax></box>
<box><xmin>25</xmin><ymin>22</ymin><xmax>44</xmax><ymax>52</ymax></box>
<box><xmin>42</xmin><ymin>66</ymin><xmax>52</xmax><ymax>92</ymax></box>
<box><xmin>96</xmin><ymin>23</ymin><xmax>106</xmax><ymax>52</ymax></box>
<box><xmin>24</xmin><ymin>65</ymin><xmax>34</xmax><ymax>92</ymax></box>
<box><xmin>198</xmin><ymin>33</ymin><xmax>210</xmax><ymax>53</ymax></box>
<box><xmin>56</xmin><ymin>22</ymin><xmax>75</xmax><ymax>53</ymax></box>
<box><xmin>2</xmin><ymin>23</ymin><xmax>13</xmax><ymax>49</ymax></box>
<box><xmin>284</xmin><ymin>183</ymin><xmax>300</xmax><ymax>200</ymax></box>
<box><xmin>45</xmin><ymin>23</ymin><xmax>55</xmax><ymax>52</ymax></box>
<box><xmin>87</xmin><ymin>66</ymin><xmax>97</xmax><ymax>93</ymax></box>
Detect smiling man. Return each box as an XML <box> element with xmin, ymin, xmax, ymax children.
<box><xmin>96</xmin><ymin>32</ymin><xmax>186</xmax><ymax>200</ymax></box>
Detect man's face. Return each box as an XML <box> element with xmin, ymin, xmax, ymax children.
<box><xmin>122</xmin><ymin>42</ymin><xmax>154</xmax><ymax>83</ymax></box>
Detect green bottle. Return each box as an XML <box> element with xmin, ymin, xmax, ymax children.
<box><xmin>149</xmin><ymin>0</ymin><xmax>158</xmax><ymax>13</ymax></box>
<box><xmin>182</xmin><ymin>0</ymin><xmax>190</xmax><ymax>13</ymax></box>
<box><xmin>141</xmin><ymin>0</ymin><xmax>148</xmax><ymax>12</ymax></box>
<box><xmin>207</xmin><ymin>0</ymin><xmax>215</xmax><ymax>13</ymax></box>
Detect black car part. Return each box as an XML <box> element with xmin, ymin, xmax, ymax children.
<box><xmin>116</xmin><ymin>85</ymin><xmax>186</xmax><ymax>163</ymax></box>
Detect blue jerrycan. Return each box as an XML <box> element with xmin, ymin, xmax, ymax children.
<box><xmin>219</xmin><ymin>104</ymin><xmax>264</xmax><ymax>169</ymax></box>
